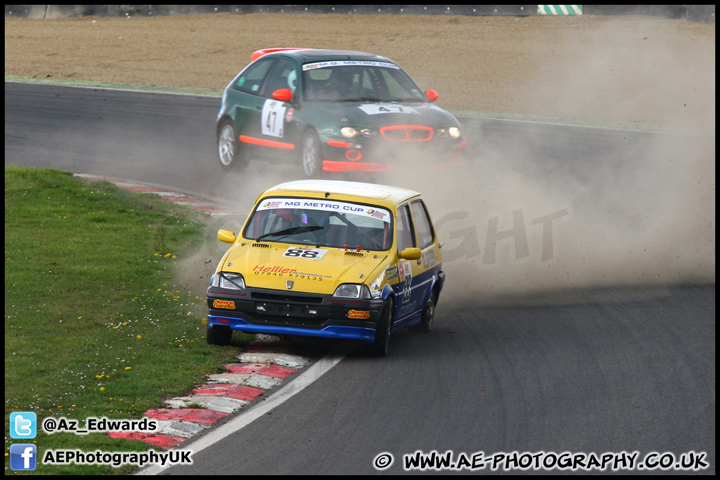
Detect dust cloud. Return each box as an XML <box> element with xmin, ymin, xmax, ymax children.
<box><xmin>385</xmin><ymin>17</ymin><xmax>715</xmax><ymax>305</ymax></box>
<box><xmin>392</xmin><ymin>131</ymin><xmax>714</xmax><ymax>306</ymax></box>
<box><xmin>198</xmin><ymin>16</ymin><xmax>715</xmax><ymax>306</ymax></box>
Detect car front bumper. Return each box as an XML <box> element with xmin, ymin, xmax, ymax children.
<box><xmin>207</xmin><ymin>286</ymin><xmax>386</xmax><ymax>343</ymax></box>
<box><xmin>320</xmin><ymin>137</ymin><xmax>467</xmax><ymax>172</ymax></box>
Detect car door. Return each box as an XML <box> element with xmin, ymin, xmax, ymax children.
<box><xmin>227</xmin><ymin>57</ymin><xmax>275</xmax><ymax>149</ymax></box>
<box><xmin>394</xmin><ymin>203</ymin><xmax>423</xmax><ymax>325</ymax></box>
<box><xmin>409</xmin><ymin>199</ymin><xmax>440</xmax><ymax>307</ymax></box>
<box><xmin>255</xmin><ymin>58</ymin><xmax>300</xmax><ymax>154</ymax></box>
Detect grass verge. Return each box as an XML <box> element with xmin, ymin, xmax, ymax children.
<box><xmin>4</xmin><ymin>165</ymin><xmax>246</xmax><ymax>474</ymax></box>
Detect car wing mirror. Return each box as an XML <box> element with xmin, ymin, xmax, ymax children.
<box><xmin>217</xmin><ymin>229</ymin><xmax>237</xmax><ymax>244</ymax></box>
<box><xmin>272</xmin><ymin>88</ymin><xmax>293</xmax><ymax>102</ymax></box>
<box><xmin>399</xmin><ymin>247</ymin><xmax>422</xmax><ymax>260</ymax></box>
<box><xmin>425</xmin><ymin>89</ymin><xmax>439</xmax><ymax>102</ymax></box>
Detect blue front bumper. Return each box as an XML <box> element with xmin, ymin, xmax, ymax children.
<box><xmin>208</xmin><ymin>315</ymin><xmax>377</xmax><ymax>343</ymax></box>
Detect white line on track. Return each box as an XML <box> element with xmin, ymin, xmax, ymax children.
<box><xmin>136</xmin><ymin>342</ymin><xmax>352</xmax><ymax>475</ymax></box>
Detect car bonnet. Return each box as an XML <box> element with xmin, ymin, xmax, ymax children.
<box><xmin>220</xmin><ymin>242</ymin><xmax>389</xmax><ymax>295</ymax></box>
<box><xmin>310</xmin><ymin>101</ymin><xmax>458</xmax><ymax>128</ymax></box>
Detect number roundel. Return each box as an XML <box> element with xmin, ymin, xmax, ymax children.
<box><xmin>285</xmin><ymin>248</ymin><xmax>318</xmax><ymax>259</ymax></box>
<box><xmin>282</xmin><ymin>247</ymin><xmax>327</xmax><ymax>259</ymax></box>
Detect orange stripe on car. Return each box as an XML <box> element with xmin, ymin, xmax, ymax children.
<box><xmin>239</xmin><ymin>135</ymin><xmax>296</xmax><ymax>150</ymax></box>
<box><xmin>327</xmin><ymin>140</ymin><xmax>350</xmax><ymax>148</ymax></box>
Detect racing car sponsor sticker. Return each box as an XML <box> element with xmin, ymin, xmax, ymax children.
<box><xmin>261</xmin><ymin>99</ymin><xmax>287</xmax><ymax>138</ymax></box>
<box><xmin>422</xmin><ymin>249</ymin><xmax>437</xmax><ymax>269</ymax></box>
<box><xmin>386</xmin><ymin>266</ymin><xmax>399</xmax><ymax>280</ymax></box>
<box><xmin>283</xmin><ymin>247</ymin><xmax>328</xmax><ymax>260</ymax></box>
<box><xmin>398</xmin><ymin>261</ymin><xmax>412</xmax><ymax>281</ymax></box>
<box><xmin>290</xmin><ymin>271</ymin><xmax>331</xmax><ymax>280</ymax></box>
<box><xmin>366</xmin><ymin>208</ymin><xmax>388</xmax><ymax>220</ymax></box>
<box><xmin>358</xmin><ymin>104</ymin><xmax>419</xmax><ymax>116</ymax></box>
<box><xmin>262</xmin><ymin>200</ymin><xmax>284</xmax><ymax>209</ymax></box>
<box><xmin>347</xmin><ymin>310</ymin><xmax>371</xmax><ymax>319</ymax></box>
<box><xmin>256</xmin><ymin>198</ymin><xmax>391</xmax><ymax>223</ymax></box>
<box><xmin>253</xmin><ymin>265</ymin><xmax>298</xmax><ymax>275</ymax></box>
<box><xmin>213</xmin><ymin>299</ymin><xmax>236</xmax><ymax>309</ymax></box>
<box><xmin>302</xmin><ymin>60</ymin><xmax>399</xmax><ymax>71</ymax></box>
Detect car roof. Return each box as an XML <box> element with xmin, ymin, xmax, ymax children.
<box><xmin>257</xmin><ymin>180</ymin><xmax>420</xmax><ymax>208</ymax></box>
<box><xmin>251</xmin><ymin>47</ymin><xmax>394</xmax><ymax>64</ymax></box>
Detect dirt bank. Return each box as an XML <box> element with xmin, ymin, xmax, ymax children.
<box><xmin>4</xmin><ymin>13</ymin><xmax>715</xmax><ymax>130</ymax></box>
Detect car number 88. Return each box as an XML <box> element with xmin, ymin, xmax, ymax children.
<box><xmin>283</xmin><ymin>247</ymin><xmax>327</xmax><ymax>259</ymax></box>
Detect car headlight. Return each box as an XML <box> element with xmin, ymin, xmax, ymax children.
<box><xmin>341</xmin><ymin>127</ymin><xmax>373</xmax><ymax>139</ymax></box>
<box><xmin>210</xmin><ymin>272</ymin><xmax>246</xmax><ymax>290</ymax></box>
<box><xmin>449</xmin><ymin>127</ymin><xmax>461</xmax><ymax>139</ymax></box>
<box><xmin>333</xmin><ymin>284</ymin><xmax>371</xmax><ymax>299</ymax></box>
<box><xmin>341</xmin><ymin>127</ymin><xmax>358</xmax><ymax>138</ymax></box>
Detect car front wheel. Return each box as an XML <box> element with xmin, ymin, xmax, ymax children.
<box><xmin>207</xmin><ymin>323</ymin><xmax>233</xmax><ymax>346</ymax></box>
<box><xmin>368</xmin><ymin>297</ymin><xmax>394</xmax><ymax>356</ymax></box>
<box><xmin>301</xmin><ymin>130</ymin><xmax>322</xmax><ymax>177</ymax></box>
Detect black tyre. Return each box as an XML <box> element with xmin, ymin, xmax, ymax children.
<box><xmin>416</xmin><ymin>290</ymin><xmax>437</xmax><ymax>333</ymax></box>
<box><xmin>206</xmin><ymin>323</ymin><xmax>233</xmax><ymax>346</ymax></box>
<box><xmin>217</xmin><ymin>121</ymin><xmax>244</xmax><ymax>170</ymax></box>
<box><xmin>301</xmin><ymin>130</ymin><xmax>322</xmax><ymax>177</ymax></box>
<box><xmin>368</xmin><ymin>297</ymin><xmax>394</xmax><ymax>357</ymax></box>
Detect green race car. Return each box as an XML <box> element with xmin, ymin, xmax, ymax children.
<box><xmin>216</xmin><ymin>48</ymin><xmax>466</xmax><ymax>176</ymax></box>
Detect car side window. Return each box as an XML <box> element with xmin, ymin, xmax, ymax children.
<box><xmin>262</xmin><ymin>59</ymin><xmax>297</xmax><ymax>98</ymax></box>
<box><xmin>396</xmin><ymin>204</ymin><xmax>416</xmax><ymax>252</ymax></box>
<box><xmin>410</xmin><ymin>200</ymin><xmax>435</xmax><ymax>249</ymax></box>
<box><xmin>234</xmin><ymin>59</ymin><xmax>274</xmax><ymax>95</ymax></box>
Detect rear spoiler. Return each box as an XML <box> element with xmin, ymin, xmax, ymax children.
<box><xmin>251</xmin><ymin>48</ymin><xmax>312</xmax><ymax>62</ymax></box>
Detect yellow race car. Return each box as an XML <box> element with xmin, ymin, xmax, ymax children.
<box><xmin>206</xmin><ymin>179</ymin><xmax>445</xmax><ymax>356</ymax></box>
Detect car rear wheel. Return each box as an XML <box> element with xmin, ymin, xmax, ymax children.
<box><xmin>217</xmin><ymin>121</ymin><xmax>244</xmax><ymax>170</ymax></box>
<box><xmin>301</xmin><ymin>130</ymin><xmax>322</xmax><ymax>177</ymax></box>
<box><xmin>206</xmin><ymin>323</ymin><xmax>232</xmax><ymax>346</ymax></box>
<box><xmin>368</xmin><ymin>297</ymin><xmax>394</xmax><ymax>356</ymax></box>
<box><xmin>416</xmin><ymin>290</ymin><xmax>437</xmax><ymax>333</ymax></box>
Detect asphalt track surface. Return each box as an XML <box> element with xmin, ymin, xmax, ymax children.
<box><xmin>4</xmin><ymin>82</ymin><xmax>715</xmax><ymax>474</ymax></box>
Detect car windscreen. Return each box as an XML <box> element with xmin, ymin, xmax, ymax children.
<box><xmin>301</xmin><ymin>61</ymin><xmax>426</xmax><ymax>103</ymax></box>
<box><xmin>244</xmin><ymin>197</ymin><xmax>393</xmax><ymax>251</ymax></box>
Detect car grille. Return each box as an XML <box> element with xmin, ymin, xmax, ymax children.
<box><xmin>251</xmin><ymin>292</ymin><xmax>324</xmax><ymax>304</ymax></box>
<box><xmin>329</xmin><ymin>303</ymin><xmax>348</xmax><ymax>316</ymax></box>
<box><xmin>251</xmin><ymin>316</ymin><xmax>328</xmax><ymax>328</ymax></box>
<box><xmin>380</xmin><ymin>125</ymin><xmax>433</xmax><ymax>142</ymax></box>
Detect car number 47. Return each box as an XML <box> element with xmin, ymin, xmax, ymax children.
<box><xmin>262</xmin><ymin>100</ymin><xmax>286</xmax><ymax>138</ymax></box>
